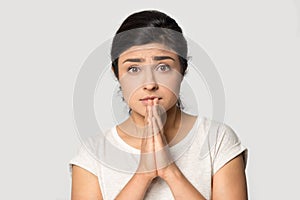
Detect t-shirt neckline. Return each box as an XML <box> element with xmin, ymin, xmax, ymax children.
<box><xmin>111</xmin><ymin>116</ymin><xmax>202</xmax><ymax>154</ymax></box>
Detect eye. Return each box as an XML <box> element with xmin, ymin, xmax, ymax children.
<box><xmin>156</xmin><ymin>64</ymin><xmax>171</xmax><ymax>72</ymax></box>
<box><xmin>127</xmin><ymin>66</ymin><xmax>141</xmax><ymax>73</ymax></box>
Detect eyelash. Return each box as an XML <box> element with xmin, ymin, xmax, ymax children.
<box><xmin>127</xmin><ymin>64</ymin><xmax>171</xmax><ymax>73</ymax></box>
<box><xmin>156</xmin><ymin>64</ymin><xmax>171</xmax><ymax>72</ymax></box>
<box><xmin>127</xmin><ymin>66</ymin><xmax>141</xmax><ymax>73</ymax></box>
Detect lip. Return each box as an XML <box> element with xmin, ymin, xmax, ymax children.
<box><xmin>139</xmin><ymin>97</ymin><xmax>162</xmax><ymax>106</ymax></box>
<box><xmin>139</xmin><ymin>96</ymin><xmax>162</xmax><ymax>101</ymax></box>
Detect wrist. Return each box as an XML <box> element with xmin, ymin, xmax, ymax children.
<box><xmin>160</xmin><ymin>164</ymin><xmax>182</xmax><ymax>182</ymax></box>
<box><xmin>135</xmin><ymin>171</ymin><xmax>156</xmax><ymax>184</ymax></box>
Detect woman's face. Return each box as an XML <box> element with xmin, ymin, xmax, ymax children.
<box><xmin>117</xmin><ymin>43</ymin><xmax>183</xmax><ymax>117</ymax></box>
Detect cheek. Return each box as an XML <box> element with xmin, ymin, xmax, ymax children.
<box><xmin>161</xmin><ymin>88</ymin><xmax>179</xmax><ymax>108</ymax></box>
<box><xmin>156</xmin><ymin>72</ymin><xmax>182</xmax><ymax>96</ymax></box>
<box><xmin>119</xmin><ymin>75</ymin><xmax>141</xmax><ymax>103</ymax></box>
<box><xmin>119</xmin><ymin>70</ymin><xmax>182</xmax><ymax>104</ymax></box>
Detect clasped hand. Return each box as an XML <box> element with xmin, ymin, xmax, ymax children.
<box><xmin>137</xmin><ymin>98</ymin><xmax>175</xmax><ymax>179</ymax></box>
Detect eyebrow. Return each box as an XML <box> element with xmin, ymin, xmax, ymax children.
<box><xmin>153</xmin><ymin>56</ymin><xmax>175</xmax><ymax>61</ymax></box>
<box><xmin>122</xmin><ymin>56</ymin><xmax>175</xmax><ymax>64</ymax></box>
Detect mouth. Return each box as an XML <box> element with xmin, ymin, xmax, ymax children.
<box><xmin>139</xmin><ymin>96</ymin><xmax>162</xmax><ymax>101</ymax></box>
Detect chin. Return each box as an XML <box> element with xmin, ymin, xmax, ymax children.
<box><xmin>129</xmin><ymin>106</ymin><xmax>146</xmax><ymax>117</ymax></box>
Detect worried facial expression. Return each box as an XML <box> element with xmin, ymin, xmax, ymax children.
<box><xmin>117</xmin><ymin>43</ymin><xmax>183</xmax><ymax>116</ymax></box>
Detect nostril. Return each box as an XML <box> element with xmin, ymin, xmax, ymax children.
<box><xmin>143</xmin><ymin>83</ymin><xmax>159</xmax><ymax>90</ymax></box>
<box><xmin>151</xmin><ymin>85</ymin><xmax>158</xmax><ymax>90</ymax></box>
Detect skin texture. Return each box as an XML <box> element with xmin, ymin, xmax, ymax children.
<box><xmin>118</xmin><ymin>43</ymin><xmax>182</xmax><ymax>122</ymax></box>
<box><xmin>71</xmin><ymin>43</ymin><xmax>248</xmax><ymax>200</ymax></box>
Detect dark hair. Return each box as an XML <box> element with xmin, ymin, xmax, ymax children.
<box><xmin>111</xmin><ymin>10</ymin><xmax>188</xmax><ymax>79</ymax></box>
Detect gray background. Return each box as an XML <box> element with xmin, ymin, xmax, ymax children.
<box><xmin>1</xmin><ymin>0</ymin><xmax>299</xmax><ymax>199</ymax></box>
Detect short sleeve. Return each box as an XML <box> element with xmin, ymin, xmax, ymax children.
<box><xmin>212</xmin><ymin>124</ymin><xmax>248</xmax><ymax>175</ymax></box>
<box><xmin>69</xmin><ymin>144</ymin><xmax>100</xmax><ymax>177</ymax></box>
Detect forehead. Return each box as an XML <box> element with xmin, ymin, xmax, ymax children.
<box><xmin>119</xmin><ymin>43</ymin><xmax>178</xmax><ymax>60</ymax></box>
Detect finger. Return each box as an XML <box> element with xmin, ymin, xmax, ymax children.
<box><xmin>152</xmin><ymin>98</ymin><xmax>165</xmax><ymax>133</ymax></box>
<box><xmin>152</xmin><ymin>116</ymin><xmax>173</xmax><ymax>169</ymax></box>
<box><xmin>144</xmin><ymin>105</ymin><xmax>149</xmax><ymax>125</ymax></box>
<box><xmin>143</xmin><ymin>104</ymin><xmax>153</xmax><ymax>137</ymax></box>
<box><xmin>140</xmin><ymin>125</ymin><xmax>148</xmax><ymax>152</ymax></box>
<box><xmin>152</xmin><ymin>104</ymin><xmax>168</xmax><ymax>146</ymax></box>
<box><xmin>152</xmin><ymin>105</ymin><xmax>164</xmax><ymax>134</ymax></box>
<box><xmin>152</xmin><ymin>116</ymin><xmax>159</xmax><ymax>136</ymax></box>
<box><xmin>144</xmin><ymin>115</ymin><xmax>153</xmax><ymax>152</ymax></box>
<box><xmin>142</xmin><ymin>115</ymin><xmax>156</xmax><ymax>172</ymax></box>
<box><xmin>141</xmin><ymin>106</ymin><xmax>152</xmax><ymax>151</ymax></box>
<box><xmin>152</xmin><ymin>116</ymin><xmax>165</xmax><ymax>150</ymax></box>
<box><xmin>142</xmin><ymin>106</ymin><xmax>148</xmax><ymax>141</ymax></box>
<box><xmin>138</xmin><ymin>104</ymin><xmax>157</xmax><ymax>173</ymax></box>
<box><xmin>147</xmin><ymin>100</ymin><xmax>153</xmax><ymax>124</ymax></box>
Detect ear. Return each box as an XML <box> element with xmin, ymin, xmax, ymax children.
<box><xmin>179</xmin><ymin>73</ymin><xmax>184</xmax><ymax>83</ymax></box>
<box><xmin>111</xmin><ymin>66</ymin><xmax>120</xmax><ymax>82</ymax></box>
<box><xmin>111</xmin><ymin>66</ymin><xmax>115</xmax><ymax>73</ymax></box>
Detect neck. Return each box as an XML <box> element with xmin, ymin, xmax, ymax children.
<box><xmin>163</xmin><ymin>105</ymin><xmax>181</xmax><ymax>131</ymax></box>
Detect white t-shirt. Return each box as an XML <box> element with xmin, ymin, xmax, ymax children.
<box><xmin>69</xmin><ymin>116</ymin><xmax>247</xmax><ymax>200</ymax></box>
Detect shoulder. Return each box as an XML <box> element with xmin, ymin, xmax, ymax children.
<box><xmin>83</xmin><ymin>127</ymin><xmax>116</xmax><ymax>151</ymax></box>
<box><xmin>196</xmin><ymin>116</ymin><xmax>240</xmax><ymax>144</ymax></box>
<box><xmin>69</xmin><ymin>128</ymin><xmax>115</xmax><ymax>174</ymax></box>
<box><xmin>195</xmin><ymin>117</ymin><xmax>247</xmax><ymax>170</ymax></box>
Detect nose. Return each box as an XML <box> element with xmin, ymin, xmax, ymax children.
<box><xmin>143</xmin><ymin>69</ymin><xmax>158</xmax><ymax>91</ymax></box>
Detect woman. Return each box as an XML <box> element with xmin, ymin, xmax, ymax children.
<box><xmin>70</xmin><ymin>10</ymin><xmax>248</xmax><ymax>199</ymax></box>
